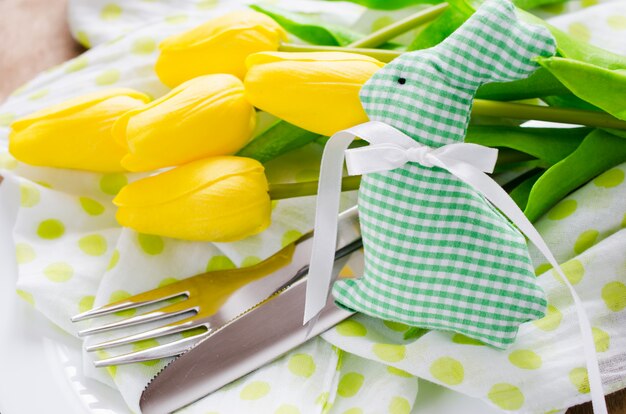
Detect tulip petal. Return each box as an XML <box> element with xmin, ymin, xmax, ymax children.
<box><xmin>156</xmin><ymin>10</ymin><xmax>288</xmax><ymax>86</ymax></box>
<box><xmin>245</xmin><ymin>52</ymin><xmax>384</xmax><ymax>136</ymax></box>
<box><xmin>9</xmin><ymin>89</ymin><xmax>150</xmax><ymax>172</ymax></box>
<box><xmin>113</xmin><ymin>156</ymin><xmax>265</xmax><ymax>207</ymax></box>
<box><xmin>114</xmin><ymin>156</ymin><xmax>271</xmax><ymax>242</ymax></box>
<box><xmin>116</xmin><ymin>74</ymin><xmax>256</xmax><ymax>172</ymax></box>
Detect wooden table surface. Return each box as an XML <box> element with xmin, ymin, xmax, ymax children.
<box><xmin>0</xmin><ymin>1</ymin><xmax>624</xmax><ymax>413</ymax></box>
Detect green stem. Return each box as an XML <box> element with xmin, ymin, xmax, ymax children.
<box><xmin>267</xmin><ymin>155</ymin><xmax>540</xmax><ymax>200</ymax></box>
<box><xmin>278</xmin><ymin>43</ymin><xmax>401</xmax><ymax>62</ymax></box>
<box><xmin>277</xmin><ymin>3</ymin><xmax>448</xmax><ymax>57</ymax></box>
<box><xmin>472</xmin><ymin>100</ymin><xmax>626</xmax><ymax>130</ymax></box>
<box><xmin>268</xmin><ymin>176</ymin><xmax>361</xmax><ymax>200</ymax></box>
<box><xmin>348</xmin><ymin>3</ymin><xmax>449</xmax><ymax>48</ymax></box>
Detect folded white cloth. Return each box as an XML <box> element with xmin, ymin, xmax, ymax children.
<box><xmin>0</xmin><ymin>0</ymin><xmax>624</xmax><ymax>412</ymax></box>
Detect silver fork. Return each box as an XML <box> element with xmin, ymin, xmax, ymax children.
<box><xmin>71</xmin><ymin>207</ymin><xmax>361</xmax><ymax>367</ymax></box>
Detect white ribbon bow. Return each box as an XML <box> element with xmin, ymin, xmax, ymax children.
<box><xmin>305</xmin><ymin>121</ymin><xmax>607</xmax><ymax>414</ymax></box>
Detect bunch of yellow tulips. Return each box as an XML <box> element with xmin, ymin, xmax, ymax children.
<box><xmin>8</xmin><ymin>10</ymin><xmax>387</xmax><ymax>241</ymax></box>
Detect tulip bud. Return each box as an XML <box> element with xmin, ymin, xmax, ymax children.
<box><xmin>114</xmin><ymin>156</ymin><xmax>271</xmax><ymax>242</ymax></box>
<box><xmin>113</xmin><ymin>74</ymin><xmax>256</xmax><ymax>172</ymax></box>
<box><xmin>244</xmin><ymin>52</ymin><xmax>384</xmax><ymax>136</ymax></box>
<box><xmin>9</xmin><ymin>89</ymin><xmax>149</xmax><ymax>172</ymax></box>
<box><xmin>155</xmin><ymin>10</ymin><xmax>288</xmax><ymax>87</ymax></box>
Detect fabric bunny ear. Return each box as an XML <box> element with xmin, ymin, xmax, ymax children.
<box><xmin>359</xmin><ymin>0</ymin><xmax>556</xmax><ymax>147</ymax></box>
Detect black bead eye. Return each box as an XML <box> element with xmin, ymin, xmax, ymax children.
<box><xmin>397</xmin><ymin>77</ymin><xmax>406</xmax><ymax>85</ymax></box>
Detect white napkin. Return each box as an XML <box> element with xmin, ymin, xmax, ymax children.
<box><xmin>1</xmin><ymin>0</ymin><xmax>625</xmax><ymax>413</ymax></box>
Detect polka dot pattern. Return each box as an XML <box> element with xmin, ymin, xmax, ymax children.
<box><xmin>607</xmin><ymin>14</ymin><xmax>626</xmax><ymax>30</ymax></box>
<box><xmin>429</xmin><ymin>357</ymin><xmax>465</xmax><ymax>385</ymax></box>
<box><xmin>206</xmin><ymin>255</ymin><xmax>236</xmax><ymax>272</ymax></box>
<box><xmin>601</xmin><ymin>281</ymin><xmax>626</xmax><ymax>312</ymax></box>
<box><xmin>0</xmin><ymin>112</ymin><xmax>16</xmax><ymax>127</ymax></box>
<box><xmin>383</xmin><ymin>320</ymin><xmax>409</xmax><ymax>332</ymax></box>
<box><xmin>573</xmin><ymin>229</ymin><xmax>599</xmax><ymax>254</ymax></box>
<box><xmin>593</xmin><ymin>168</ymin><xmax>624</xmax><ymax>188</ymax></box>
<box><xmin>100</xmin><ymin>173</ymin><xmax>127</xmax><ymax>195</ymax></box>
<box><xmin>451</xmin><ymin>333</ymin><xmax>485</xmax><ymax>346</ymax></box>
<box><xmin>16</xmin><ymin>289</ymin><xmax>35</xmax><ymax>306</ymax></box>
<box><xmin>553</xmin><ymin>259</ymin><xmax>584</xmax><ymax>285</ymax></box>
<box><xmin>337</xmin><ymin>372</ymin><xmax>364</xmax><ymax>397</ymax></box>
<box><xmin>44</xmin><ymin>262</ymin><xmax>74</xmax><ymax>282</ymax></box>
<box><xmin>281</xmin><ymin>230</ymin><xmax>302</xmax><ymax>247</ymax></box>
<box><xmin>372</xmin><ymin>343</ymin><xmax>405</xmax><ymax>362</ymax></box>
<box><xmin>101</xmin><ymin>4</ymin><xmax>122</xmax><ymax>20</ymax></box>
<box><xmin>138</xmin><ymin>233</ymin><xmax>164</xmax><ymax>255</ymax></box>
<box><xmin>37</xmin><ymin>219</ymin><xmax>65</xmax><ymax>239</ymax></box>
<box><xmin>488</xmin><ymin>383</ymin><xmax>525</xmax><ymax>410</ymax></box>
<box><xmin>132</xmin><ymin>37</ymin><xmax>157</xmax><ymax>54</ymax></box>
<box><xmin>592</xmin><ymin>327</ymin><xmax>610</xmax><ymax>352</ymax></box>
<box><xmin>275</xmin><ymin>405</ymin><xmax>300</xmax><ymax>414</ymax></box>
<box><xmin>79</xmin><ymin>234</ymin><xmax>108</xmax><ymax>256</ymax></box>
<box><xmin>95</xmin><ymin>69</ymin><xmax>121</xmax><ymax>85</ymax></box>
<box><xmin>78</xmin><ymin>296</ymin><xmax>95</xmax><ymax>313</ymax></box>
<box><xmin>569</xmin><ymin>368</ymin><xmax>590</xmax><ymax>394</ymax></box>
<box><xmin>79</xmin><ymin>197</ymin><xmax>105</xmax><ymax>216</ymax></box>
<box><xmin>288</xmin><ymin>354</ymin><xmax>316</xmax><ymax>378</ymax></box>
<box><xmin>388</xmin><ymin>396</ymin><xmax>411</xmax><ymax>414</ymax></box>
<box><xmin>0</xmin><ymin>153</ymin><xmax>18</xmax><ymax>170</ymax></box>
<box><xmin>15</xmin><ymin>243</ymin><xmax>36</xmax><ymax>264</ymax></box>
<box><xmin>547</xmin><ymin>199</ymin><xmax>577</xmax><ymax>220</ymax></box>
<box><xmin>107</xmin><ymin>249</ymin><xmax>120</xmax><ymax>270</ymax></box>
<box><xmin>568</xmin><ymin>22</ymin><xmax>591</xmax><ymax>42</ymax></box>
<box><xmin>336</xmin><ymin>320</ymin><xmax>367</xmax><ymax>337</ymax></box>
<box><xmin>532</xmin><ymin>304</ymin><xmax>562</xmax><ymax>331</ymax></box>
<box><xmin>508</xmin><ymin>350</ymin><xmax>542</xmax><ymax>370</ymax></box>
<box><xmin>20</xmin><ymin>184</ymin><xmax>40</xmax><ymax>207</ymax></box>
<box><xmin>65</xmin><ymin>57</ymin><xmax>88</xmax><ymax>73</ymax></box>
<box><xmin>240</xmin><ymin>381</ymin><xmax>270</xmax><ymax>400</ymax></box>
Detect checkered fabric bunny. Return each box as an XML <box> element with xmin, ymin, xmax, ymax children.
<box><xmin>332</xmin><ymin>0</ymin><xmax>556</xmax><ymax>348</ymax></box>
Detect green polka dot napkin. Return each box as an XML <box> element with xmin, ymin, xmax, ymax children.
<box><xmin>1</xmin><ymin>0</ymin><xmax>625</xmax><ymax>413</ymax></box>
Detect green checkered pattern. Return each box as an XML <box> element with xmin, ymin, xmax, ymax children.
<box><xmin>332</xmin><ymin>0</ymin><xmax>556</xmax><ymax>349</ymax></box>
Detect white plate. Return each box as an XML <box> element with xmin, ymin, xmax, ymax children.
<box><xmin>0</xmin><ymin>175</ymin><xmax>502</xmax><ymax>414</ymax></box>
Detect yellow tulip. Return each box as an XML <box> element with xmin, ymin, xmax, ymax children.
<box><xmin>244</xmin><ymin>52</ymin><xmax>384</xmax><ymax>136</ymax></box>
<box><xmin>113</xmin><ymin>74</ymin><xmax>256</xmax><ymax>172</ymax></box>
<box><xmin>155</xmin><ymin>10</ymin><xmax>288</xmax><ymax>87</ymax></box>
<box><xmin>9</xmin><ymin>89</ymin><xmax>149</xmax><ymax>172</ymax></box>
<box><xmin>114</xmin><ymin>156</ymin><xmax>271</xmax><ymax>242</ymax></box>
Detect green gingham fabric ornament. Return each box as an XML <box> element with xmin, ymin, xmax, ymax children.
<box><xmin>310</xmin><ymin>0</ymin><xmax>557</xmax><ymax>349</ymax></box>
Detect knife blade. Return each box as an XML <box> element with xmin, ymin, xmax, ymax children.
<box><xmin>139</xmin><ymin>249</ymin><xmax>363</xmax><ymax>414</ymax></box>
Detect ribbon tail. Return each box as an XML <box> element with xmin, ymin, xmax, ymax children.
<box><xmin>303</xmin><ymin>129</ymin><xmax>359</xmax><ymax>324</ymax></box>
<box><xmin>441</xmin><ymin>157</ymin><xmax>607</xmax><ymax>414</ymax></box>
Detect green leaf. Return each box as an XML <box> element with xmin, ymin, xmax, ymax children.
<box><xmin>542</xmin><ymin>94</ymin><xmax>602</xmax><ymax>112</ymax></box>
<box><xmin>509</xmin><ymin>170</ymin><xmax>543</xmax><ymax>210</ymax></box>
<box><xmin>475</xmin><ymin>68</ymin><xmax>569</xmax><ymax>101</ymax></box>
<box><xmin>524</xmin><ymin>129</ymin><xmax>626</xmax><ymax>222</ymax></box>
<box><xmin>465</xmin><ymin>126</ymin><xmax>589</xmax><ymax>165</ymax></box>
<box><xmin>324</xmin><ymin>0</ymin><xmax>442</xmax><ymax>10</ymax></box>
<box><xmin>250</xmin><ymin>5</ymin><xmax>362</xmax><ymax>46</ymax></box>
<box><xmin>512</xmin><ymin>0</ymin><xmax>566</xmax><ymax>10</ymax></box>
<box><xmin>550</xmin><ymin>26</ymin><xmax>626</xmax><ymax>70</ymax></box>
<box><xmin>236</xmin><ymin>121</ymin><xmax>320</xmax><ymax>164</ymax></box>
<box><xmin>537</xmin><ymin>57</ymin><xmax>626</xmax><ymax>121</ymax></box>
<box><xmin>403</xmin><ymin>327</ymin><xmax>429</xmax><ymax>340</ymax></box>
<box><xmin>407</xmin><ymin>6</ymin><xmax>471</xmax><ymax>50</ymax></box>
